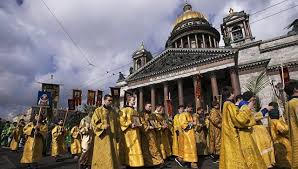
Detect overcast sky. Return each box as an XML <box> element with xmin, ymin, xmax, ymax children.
<box><xmin>0</xmin><ymin>0</ymin><xmax>297</xmax><ymax>120</ymax></box>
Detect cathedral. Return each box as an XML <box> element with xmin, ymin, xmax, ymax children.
<box><xmin>116</xmin><ymin>2</ymin><xmax>298</xmax><ymax>113</ymax></box>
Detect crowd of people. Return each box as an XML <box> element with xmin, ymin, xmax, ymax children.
<box><xmin>1</xmin><ymin>80</ymin><xmax>298</xmax><ymax>169</ymax></box>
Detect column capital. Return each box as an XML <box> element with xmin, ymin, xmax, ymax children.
<box><xmin>209</xmin><ymin>71</ymin><xmax>217</xmax><ymax>77</ymax></box>
<box><xmin>192</xmin><ymin>74</ymin><xmax>203</xmax><ymax>81</ymax></box>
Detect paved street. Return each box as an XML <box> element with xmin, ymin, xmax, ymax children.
<box><xmin>0</xmin><ymin>147</ymin><xmax>218</xmax><ymax>169</ymax></box>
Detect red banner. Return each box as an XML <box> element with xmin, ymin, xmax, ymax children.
<box><xmin>87</xmin><ymin>90</ymin><xmax>96</xmax><ymax>105</ymax></box>
<box><xmin>68</xmin><ymin>99</ymin><xmax>75</xmax><ymax>110</ymax></box>
<box><xmin>166</xmin><ymin>100</ymin><xmax>173</xmax><ymax>118</ymax></box>
<box><xmin>73</xmin><ymin>89</ymin><xmax>82</xmax><ymax>106</ymax></box>
<box><xmin>279</xmin><ymin>66</ymin><xmax>290</xmax><ymax>84</ymax></box>
<box><xmin>96</xmin><ymin>90</ymin><xmax>103</xmax><ymax>107</ymax></box>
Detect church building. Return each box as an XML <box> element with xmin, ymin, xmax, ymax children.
<box><xmin>116</xmin><ymin>2</ymin><xmax>298</xmax><ymax>113</ymax></box>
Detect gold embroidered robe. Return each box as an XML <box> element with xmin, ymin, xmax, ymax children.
<box><xmin>140</xmin><ymin>111</ymin><xmax>163</xmax><ymax>166</ymax></box>
<box><xmin>51</xmin><ymin>125</ymin><xmax>66</xmax><ymax>157</ymax></box>
<box><xmin>172</xmin><ymin>114</ymin><xmax>180</xmax><ymax>156</ymax></box>
<box><xmin>193</xmin><ymin>113</ymin><xmax>208</xmax><ymax>155</ymax></box>
<box><xmin>219</xmin><ymin>101</ymin><xmax>267</xmax><ymax>169</ymax></box>
<box><xmin>119</xmin><ymin>107</ymin><xmax>144</xmax><ymax>167</ymax></box>
<box><xmin>208</xmin><ymin>108</ymin><xmax>222</xmax><ymax>155</ymax></box>
<box><xmin>270</xmin><ymin>118</ymin><xmax>292</xmax><ymax>168</ymax></box>
<box><xmin>70</xmin><ymin>126</ymin><xmax>81</xmax><ymax>155</ymax></box>
<box><xmin>251</xmin><ymin>115</ymin><xmax>275</xmax><ymax>168</ymax></box>
<box><xmin>79</xmin><ymin>116</ymin><xmax>93</xmax><ymax>165</ymax></box>
<box><xmin>91</xmin><ymin>106</ymin><xmax>120</xmax><ymax>169</ymax></box>
<box><xmin>10</xmin><ymin>125</ymin><xmax>23</xmax><ymax>151</ymax></box>
<box><xmin>285</xmin><ymin>98</ymin><xmax>298</xmax><ymax>168</ymax></box>
<box><xmin>179</xmin><ymin>111</ymin><xmax>198</xmax><ymax>163</ymax></box>
<box><xmin>20</xmin><ymin>122</ymin><xmax>48</xmax><ymax>164</ymax></box>
<box><xmin>155</xmin><ymin>112</ymin><xmax>172</xmax><ymax>159</ymax></box>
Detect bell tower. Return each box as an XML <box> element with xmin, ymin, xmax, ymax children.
<box><xmin>132</xmin><ymin>42</ymin><xmax>153</xmax><ymax>73</ymax></box>
<box><xmin>221</xmin><ymin>8</ymin><xmax>254</xmax><ymax>46</ymax></box>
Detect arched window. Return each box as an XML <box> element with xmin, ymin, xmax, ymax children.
<box><xmin>232</xmin><ymin>26</ymin><xmax>243</xmax><ymax>41</ymax></box>
<box><xmin>136</xmin><ymin>59</ymin><xmax>142</xmax><ymax>69</ymax></box>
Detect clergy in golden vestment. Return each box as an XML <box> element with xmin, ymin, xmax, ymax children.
<box><xmin>91</xmin><ymin>94</ymin><xmax>120</xmax><ymax>169</ymax></box>
<box><xmin>51</xmin><ymin>119</ymin><xmax>66</xmax><ymax>160</ymax></box>
<box><xmin>180</xmin><ymin>104</ymin><xmax>198</xmax><ymax>169</ymax></box>
<box><xmin>140</xmin><ymin>103</ymin><xmax>164</xmax><ymax>167</ymax></box>
<box><xmin>268</xmin><ymin>102</ymin><xmax>292</xmax><ymax>169</ymax></box>
<box><xmin>219</xmin><ymin>87</ymin><xmax>267</xmax><ymax>169</ymax></box>
<box><xmin>240</xmin><ymin>92</ymin><xmax>275</xmax><ymax>168</ymax></box>
<box><xmin>172</xmin><ymin>105</ymin><xmax>184</xmax><ymax>161</ymax></box>
<box><xmin>79</xmin><ymin>112</ymin><xmax>94</xmax><ymax>169</ymax></box>
<box><xmin>70</xmin><ymin>124</ymin><xmax>81</xmax><ymax>158</ymax></box>
<box><xmin>284</xmin><ymin>80</ymin><xmax>298</xmax><ymax>168</ymax></box>
<box><xmin>208</xmin><ymin>101</ymin><xmax>222</xmax><ymax>162</ymax></box>
<box><xmin>193</xmin><ymin>107</ymin><xmax>208</xmax><ymax>156</ymax></box>
<box><xmin>154</xmin><ymin>104</ymin><xmax>172</xmax><ymax>160</ymax></box>
<box><xmin>119</xmin><ymin>95</ymin><xmax>144</xmax><ymax>167</ymax></box>
<box><xmin>10</xmin><ymin>119</ymin><xmax>24</xmax><ymax>151</ymax></box>
<box><xmin>20</xmin><ymin>114</ymin><xmax>48</xmax><ymax>168</ymax></box>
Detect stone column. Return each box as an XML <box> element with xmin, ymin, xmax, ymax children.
<box><xmin>180</xmin><ymin>38</ymin><xmax>183</xmax><ymax>48</ymax></box>
<box><xmin>230</xmin><ymin>68</ymin><xmax>241</xmax><ymax>96</ymax></box>
<box><xmin>163</xmin><ymin>82</ymin><xmax>169</xmax><ymax>114</ymax></box>
<box><xmin>177</xmin><ymin>79</ymin><xmax>184</xmax><ymax>105</ymax></box>
<box><xmin>175</xmin><ymin>42</ymin><xmax>178</xmax><ymax>48</ymax></box>
<box><xmin>210</xmin><ymin>72</ymin><xmax>219</xmax><ymax>98</ymax></box>
<box><xmin>247</xmin><ymin>21</ymin><xmax>252</xmax><ymax>37</ymax></box>
<box><xmin>150</xmin><ymin>85</ymin><xmax>156</xmax><ymax>111</ymax></box>
<box><xmin>193</xmin><ymin>75</ymin><xmax>202</xmax><ymax>110</ymax></box>
<box><xmin>138</xmin><ymin>87</ymin><xmax>144</xmax><ymax>112</ymax></box>
<box><xmin>209</xmin><ymin>35</ymin><xmax>212</xmax><ymax>47</ymax></box>
<box><xmin>202</xmin><ymin>34</ymin><xmax>206</xmax><ymax>48</ymax></box>
<box><xmin>213</xmin><ymin>38</ymin><xmax>217</xmax><ymax>48</ymax></box>
<box><xmin>187</xmin><ymin>35</ymin><xmax>191</xmax><ymax>48</ymax></box>
<box><xmin>243</xmin><ymin>21</ymin><xmax>249</xmax><ymax>36</ymax></box>
<box><xmin>195</xmin><ymin>34</ymin><xmax>198</xmax><ymax>48</ymax></box>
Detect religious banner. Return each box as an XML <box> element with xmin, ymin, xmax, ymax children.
<box><xmin>37</xmin><ymin>91</ymin><xmax>52</xmax><ymax>107</ymax></box>
<box><xmin>194</xmin><ymin>75</ymin><xmax>202</xmax><ymax>99</ymax></box>
<box><xmin>73</xmin><ymin>89</ymin><xmax>82</xmax><ymax>106</ymax></box>
<box><xmin>96</xmin><ymin>90</ymin><xmax>103</xmax><ymax>107</ymax></box>
<box><xmin>166</xmin><ymin>99</ymin><xmax>173</xmax><ymax>118</ymax></box>
<box><xmin>110</xmin><ymin>87</ymin><xmax>121</xmax><ymax>107</ymax></box>
<box><xmin>279</xmin><ymin>66</ymin><xmax>290</xmax><ymax>85</ymax></box>
<box><xmin>42</xmin><ymin>83</ymin><xmax>60</xmax><ymax>109</ymax></box>
<box><xmin>87</xmin><ymin>90</ymin><xmax>96</xmax><ymax>105</ymax></box>
<box><xmin>68</xmin><ymin>99</ymin><xmax>75</xmax><ymax>111</ymax></box>
<box><xmin>124</xmin><ymin>90</ymin><xmax>133</xmax><ymax>106</ymax></box>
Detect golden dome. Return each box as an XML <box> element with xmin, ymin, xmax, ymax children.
<box><xmin>174</xmin><ymin>3</ymin><xmax>208</xmax><ymax>27</ymax></box>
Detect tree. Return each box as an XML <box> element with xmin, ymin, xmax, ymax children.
<box><xmin>244</xmin><ymin>71</ymin><xmax>270</xmax><ymax>111</ymax></box>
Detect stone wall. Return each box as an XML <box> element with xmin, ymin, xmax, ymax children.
<box><xmin>238</xmin><ymin>34</ymin><xmax>298</xmax><ymax>66</ymax></box>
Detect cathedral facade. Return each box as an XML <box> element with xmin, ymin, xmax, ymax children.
<box><xmin>116</xmin><ymin>2</ymin><xmax>298</xmax><ymax>113</ymax></box>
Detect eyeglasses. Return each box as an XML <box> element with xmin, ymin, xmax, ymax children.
<box><xmin>107</xmin><ymin>100</ymin><xmax>113</xmax><ymax>102</ymax></box>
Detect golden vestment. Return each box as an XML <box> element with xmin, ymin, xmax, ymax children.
<box><xmin>140</xmin><ymin>111</ymin><xmax>163</xmax><ymax>166</ymax></box>
<box><xmin>193</xmin><ymin>113</ymin><xmax>208</xmax><ymax>155</ymax></box>
<box><xmin>70</xmin><ymin>126</ymin><xmax>81</xmax><ymax>155</ymax></box>
<box><xmin>208</xmin><ymin>108</ymin><xmax>222</xmax><ymax>155</ymax></box>
<box><xmin>10</xmin><ymin>125</ymin><xmax>23</xmax><ymax>151</ymax></box>
<box><xmin>119</xmin><ymin>106</ymin><xmax>144</xmax><ymax>167</ymax></box>
<box><xmin>20</xmin><ymin>122</ymin><xmax>48</xmax><ymax>164</ymax></box>
<box><xmin>179</xmin><ymin>111</ymin><xmax>198</xmax><ymax>163</ymax></box>
<box><xmin>285</xmin><ymin>97</ymin><xmax>298</xmax><ymax>168</ymax></box>
<box><xmin>79</xmin><ymin>116</ymin><xmax>93</xmax><ymax>166</ymax></box>
<box><xmin>172</xmin><ymin>114</ymin><xmax>180</xmax><ymax>156</ymax></box>
<box><xmin>270</xmin><ymin>118</ymin><xmax>292</xmax><ymax>168</ymax></box>
<box><xmin>251</xmin><ymin>116</ymin><xmax>275</xmax><ymax>168</ymax></box>
<box><xmin>219</xmin><ymin>101</ymin><xmax>267</xmax><ymax>169</ymax></box>
<box><xmin>154</xmin><ymin>112</ymin><xmax>172</xmax><ymax>159</ymax></box>
<box><xmin>91</xmin><ymin>106</ymin><xmax>120</xmax><ymax>169</ymax></box>
<box><xmin>51</xmin><ymin>125</ymin><xmax>66</xmax><ymax>157</ymax></box>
